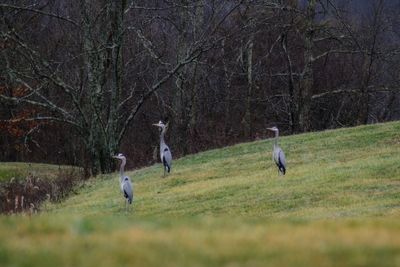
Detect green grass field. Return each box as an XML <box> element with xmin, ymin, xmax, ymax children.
<box><xmin>1</xmin><ymin>122</ymin><xmax>400</xmax><ymax>267</ymax></box>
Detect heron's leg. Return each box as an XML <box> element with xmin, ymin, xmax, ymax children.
<box><xmin>163</xmin><ymin>167</ymin><xmax>166</xmax><ymax>178</ymax></box>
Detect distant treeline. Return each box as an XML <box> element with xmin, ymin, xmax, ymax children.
<box><xmin>1</xmin><ymin>0</ymin><xmax>399</xmax><ymax>174</ymax></box>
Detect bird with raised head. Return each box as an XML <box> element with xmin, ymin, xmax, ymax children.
<box><xmin>267</xmin><ymin>126</ymin><xmax>286</xmax><ymax>175</ymax></box>
<box><xmin>153</xmin><ymin>120</ymin><xmax>172</xmax><ymax>177</ymax></box>
<box><xmin>112</xmin><ymin>153</ymin><xmax>133</xmax><ymax>211</ymax></box>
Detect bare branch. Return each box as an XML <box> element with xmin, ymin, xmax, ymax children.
<box><xmin>3</xmin><ymin>32</ymin><xmax>90</xmax><ymax>128</ymax></box>
<box><xmin>270</xmin><ymin>72</ymin><xmax>301</xmax><ymax>77</ymax></box>
<box><xmin>117</xmin><ymin>84</ymin><xmax>137</xmax><ymax>111</ymax></box>
<box><xmin>0</xmin><ymin>3</ymin><xmax>79</xmax><ymax>27</ymax></box>
<box><xmin>311</xmin><ymin>89</ymin><xmax>359</xmax><ymax>99</ymax></box>
<box><xmin>4</xmin><ymin>116</ymin><xmax>84</xmax><ymax>133</ymax></box>
<box><xmin>0</xmin><ymin>93</ymin><xmax>72</xmax><ymax>120</ymax></box>
<box><xmin>117</xmin><ymin>50</ymin><xmax>203</xmax><ymax>144</ymax></box>
<box><xmin>325</xmin><ymin>0</ymin><xmax>363</xmax><ymax>51</ymax></box>
<box><xmin>311</xmin><ymin>49</ymin><xmax>363</xmax><ymax>63</ymax></box>
<box><xmin>128</xmin><ymin>27</ymin><xmax>170</xmax><ymax>66</ymax></box>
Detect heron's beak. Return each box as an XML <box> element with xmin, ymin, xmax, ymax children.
<box><xmin>152</xmin><ymin>123</ymin><xmax>160</xmax><ymax>127</ymax></box>
<box><xmin>112</xmin><ymin>155</ymin><xmax>118</xmax><ymax>159</ymax></box>
<box><xmin>267</xmin><ymin>128</ymin><xmax>273</xmax><ymax>131</ymax></box>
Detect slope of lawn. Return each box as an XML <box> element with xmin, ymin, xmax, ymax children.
<box><xmin>0</xmin><ymin>121</ymin><xmax>400</xmax><ymax>267</ymax></box>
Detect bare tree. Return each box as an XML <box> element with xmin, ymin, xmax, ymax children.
<box><xmin>0</xmin><ymin>0</ymin><xmax>243</xmax><ymax>174</ymax></box>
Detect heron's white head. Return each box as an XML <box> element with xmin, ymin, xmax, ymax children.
<box><xmin>152</xmin><ymin>120</ymin><xmax>168</xmax><ymax>131</ymax></box>
<box><xmin>267</xmin><ymin>126</ymin><xmax>279</xmax><ymax>132</ymax></box>
<box><xmin>113</xmin><ymin>153</ymin><xmax>126</xmax><ymax>161</ymax></box>
<box><xmin>152</xmin><ymin>120</ymin><xmax>164</xmax><ymax>127</ymax></box>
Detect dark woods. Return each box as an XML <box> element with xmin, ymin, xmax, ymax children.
<box><xmin>1</xmin><ymin>0</ymin><xmax>400</xmax><ymax>175</ymax></box>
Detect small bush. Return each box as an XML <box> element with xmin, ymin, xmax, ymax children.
<box><xmin>0</xmin><ymin>168</ymin><xmax>84</xmax><ymax>214</ymax></box>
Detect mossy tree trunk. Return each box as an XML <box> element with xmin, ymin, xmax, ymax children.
<box><xmin>79</xmin><ymin>0</ymin><xmax>126</xmax><ymax>175</ymax></box>
<box><xmin>298</xmin><ymin>0</ymin><xmax>316</xmax><ymax>133</ymax></box>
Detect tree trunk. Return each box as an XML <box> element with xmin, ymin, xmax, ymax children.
<box><xmin>282</xmin><ymin>32</ymin><xmax>298</xmax><ymax>133</ymax></box>
<box><xmin>243</xmin><ymin>36</ymin><xmax>254</xmax><ymax>138</ymax></box>
<box><xmin>298</xmin><ymin>0</ymin><xmax>316</xmax><ymax>132</ymax></box>
<box><xmin>80</xmin><ymin>0</ymin><xmax>124</xmax><ymax>175</ymax></box>
<box><xmin>173</xmin><ymin>2</ymin><xmax>203</xmax><ymax>155</ymax></box>
<box><xmin>222</xmin><ymin>39</ymin><xmax>233</xmax><ymax>140</ymax></box>
<box><xmin>357</xmin><ymin>49</ymin><xmax>373</xmax><ymax>125</ymax></box>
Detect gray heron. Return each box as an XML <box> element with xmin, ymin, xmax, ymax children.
<box><xmin>267</xmin><ymin>127</ymin><xmax>286</xmax><ymax>175</ymax></box>
<box><xmin>113</xmin><ymin>153</ymin><xmax>133</xmax><ymax>211</ymax></box>
<box><xmin>153</xmin><ymin>120</ymin><xmax>172</xmax><ymax>177</ymax></box>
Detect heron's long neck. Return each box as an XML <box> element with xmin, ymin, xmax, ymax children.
<box><xmin>160</xmin><ymin>128</ymin><xmax>166</xmax><ymax>147</ymax></box>
<box><xmin>119</xmin><ymin>159</ymin><xmax>126</xmax><ymax>182</ymax></box>
<box><xmin>274</xmin><ymin>131</ymin><xmax>279</xmax><ymax>146</ymax></box>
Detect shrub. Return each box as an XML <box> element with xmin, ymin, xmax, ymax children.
<box><xmin>0</xmin><ymin>168</ymin><xmax>84</xmax><ymax>214</ymax></box>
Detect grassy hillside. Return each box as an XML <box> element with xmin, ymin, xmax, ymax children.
<box><xmin>1</xmin><ymin>122</ymin><xmax>400</xmax><ymax>267</ymax></box>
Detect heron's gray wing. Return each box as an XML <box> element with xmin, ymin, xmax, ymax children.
<box><xmin>123</xmin><ymin>178</ymin><xmax>133</xmax><ymax>203</ymax></box>
<box><xmin>163</xmin><ymin>146</ymin><xmax>172</xmax><ymax>168</ymax></box>
<box><xmin>278</xmin><ymin>149</ymin><xmax>286</xmax><ymax>169</ymax></box>
<box><xmin>274</xmin><ymin>146</ymin><xmax>286</xmax><ymax>169</ymax></box>
<box><xmin>273</xmin><ymin>147</ymin><xmax>280</xmax><ymax>165</ymax></box>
